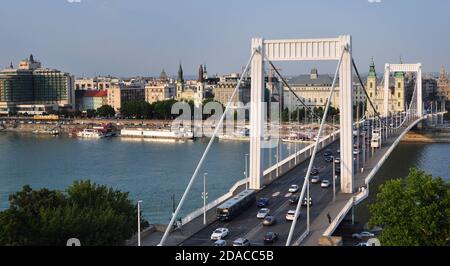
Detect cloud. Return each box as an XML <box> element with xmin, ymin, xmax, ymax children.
<box><xmin>368</xmin><ymin>0</ymin><xmax>382</xmax><ymax>3</ymax></box>
<box><xmin>67</xmin><ymin>0</ymin><xmax>82</xmax><ymax>3</ymax></box>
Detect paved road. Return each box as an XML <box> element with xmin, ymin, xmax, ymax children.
<box><xmin>182</xmin><ymin>140</ymin><xmax>343</xmax><ymax>246</ymax></box>
<box><xmin>182</xmin><ymin>120</ymin><xmax>378</xmax><ymax>247</ymax></box>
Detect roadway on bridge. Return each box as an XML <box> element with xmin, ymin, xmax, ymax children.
<box><xmin>182</xmin><ymin>141</ymin><xmax>342</xmax><ymax>246</ymax></box>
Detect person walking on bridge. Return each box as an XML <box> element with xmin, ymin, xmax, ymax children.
<box><xmin>327</xmin><ymin>213</ymin><xmax>332</xmax><ymax>224</ymax></box>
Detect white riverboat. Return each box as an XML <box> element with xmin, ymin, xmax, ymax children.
<box><xmin>76</xmin><ymin>128</ymin><xmax>105</xmax><ymax>138</ymax></box>
<box><xmin>120</xmin><ymin>128</ymin><xmax>194</xmax><ymax>140</ymax></box>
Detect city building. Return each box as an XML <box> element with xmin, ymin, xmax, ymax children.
<box><xmin>75</xmin><ymin>76</ymin><xmax>115</xmax><ymax>90</ymax></box>
<box><xmin>437</xmin><ymin>67</ymin><xmax>450</xmax><ymax>101</ymax></box>
<box><xmin>78</xmin><ymin>90</ymin><xmax>107</xmax><ymax>111</ymax></box>
<box><xmin>144</xmin><ymin>81</ymin><xmax>175</xmax><ymax>104</ymax></box>
<box><xmin>213</xmin><ymin>73</ymin><xmax>251</xmax><ymax>108</ymax></box>
<box><xmin>422</xmin><ymin>74</ymin><xmax>438</xmax><ymax>101</ymax></box>
<box><xmin>106</xmin><ymin>80</ymin><xmax>145</xmax><ymax>112</ymax></box>
<box><xmin>366</xmin><ymin>58</ymin><xmax>413</xmax><ymax>115</ymax></box>
<box><xmin>284</xmin><ymin>68</ymin><xmax>366</xmax><ymax>110</ymax></box>
<box><xmin>0</xmin><ymin>55</ymin><xmax>75</xmax><ymax>115</ymax></box>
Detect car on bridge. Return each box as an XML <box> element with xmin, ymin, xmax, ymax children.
<box><xmin>263</xmin><ymin>232</ymin><xmax>279</xmax><ymax>244</ymax></box>
<box><xmin>325</xmin><ymin>156</ymin><xmax>334</xmax><ymax>163</ymax></box>
<box><xmin>214</xmin><ymin>239</ymin><xmax>227</xmax><ymax>246</ymax></box>
<box><xmin>321</xmin><ymin>180</ymin><xmax>330</xmax><ymax>188</ymax></box>
<box><xmin>257</xmin><ymin>208</ymin><xmax>270</xmax><ymax>219</ymax></box>
<box><xmin>233</xmin><ymin>238</ymin><xmax>251</xmax><ymax>246</ymax></box>
<box><xmin>262</xmin><ymin>216</ymin><xmax>276</xmax><ymax>226</ymax></box>
<box><xmin>311</xmin><ymin>168</ymin><xmax>319</xmax><ymax>176</ymax></box>
<box><xmin>286</xmin><ymin>210</ymin><xmax>299</xmax><ymax>221</ymax></box>
<box><xmin>289</xmin><ymin>195</ymin><xmax>300</xmax><ymax>204</ymax></box>
<box><xmin>210</xmin><ymin>228</ymin><xmax>229</xmax><ymax>240</ymax></box>
<box><xmin>334</xmin><ymin>157</ymin><xmax>341</xmax><ymax>164</ymax></box>
<box><xmin>257</xmin><ymin>197</ymin><xmax>270</xmax><ymax>208</ymax></box>
<box><xmin>311</xmin><ymin>176</ymin><xmax>321</xmax><ymax>184</ymax></box>
<box><xmin>335</xmin><ymin>166</ymin><xmax>341</xmax><ymax>173</ymax></box>
<box><xmin>288</xmin><ymin>184</ymin><xmax>300</xmax><ymax>193</ymax></box>
<box><xmin>324</xmin><ymin>149</ymin><xmax>332</xmax><ymax>157</ymax></box>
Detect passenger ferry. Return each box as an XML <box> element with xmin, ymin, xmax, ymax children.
<box><xmin>120</xmin><ymin>128</ymin><xmax>194</xmax><ymax>140</ymax></box>
<box><xmin>76</xmin><ymin>128</ymin><xmax>105</xmax><ymax>138</ymax></box>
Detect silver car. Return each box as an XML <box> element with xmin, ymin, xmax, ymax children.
<box><xmin>233</xmin><ymin>238</ymin><xmax>250</xmax><ymax>246</ymax></box>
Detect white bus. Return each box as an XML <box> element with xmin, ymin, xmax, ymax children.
<box><xmin>371</xmin><ymin>129</ymin><xmax>381</xmax><ymax>148</ymax></box>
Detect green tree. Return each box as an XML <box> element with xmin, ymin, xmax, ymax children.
<box><xmin>153</xmin><ymin>99</ymin><xmax>180</xmax><ymax>120</ymax></box>
<box><xmin>86</xmin><ymin>109</ymin><xmax>96</xmax><ymax>118</ymax></box>
<box><xmin>0</xmin><ymin>181</ymin><xmax>148</xmax><ymax>246</ymax></box>
<box><xmin>369</xmin><ymin>168</ymin><xmax>450</xmax><ymax>246</ymax></box>
<box><xmin>96</xmin><ymin>105</ymin><xmax>115</xmax><ymax>118</ymax></box>
<box><xmin>121</xmin><ymin>101</ymin><xmax>153</xmax><ymax>119</ymax></box>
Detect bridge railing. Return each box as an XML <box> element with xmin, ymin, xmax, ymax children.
<box><xmin>322</xmin><ymin>116</ymin><xmax>424</xmax><ymax>238</ymax></box>
<box><xmin>179</xmin><ymin>130</ymin><xmax>341</xmax><ymax>227</ymax></box>
<box><xmin>181</xmin><ymin>178</ymin><xmax>247</xmax><ymax>225</ymax></box>
<box><xmin>263</xmin><ymin>130</ymin><xmax>340</xmax><ymax>185</ymax></box>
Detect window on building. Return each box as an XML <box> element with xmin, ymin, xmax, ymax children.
<box><xmin>398</xmin><ymin>102</ymin><xmax>401</xmax><ymax>107</ymax></box>
<box><xmin>398</xmin><ymin>92</ymin><xmax>401</xmax><ymax>98</ymax></box>
<box><xmin>370</xmin><ymin>92</ymin><xmax>373</xmax><ymax>98</ymax></box>
<box><xmin>398</xmin><ymin>82</ymin><xmax>401</xmax><ymax>89</ymax></box>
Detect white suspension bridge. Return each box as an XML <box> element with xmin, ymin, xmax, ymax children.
<box><xmin>143</xmin><ymin>35</ymin><xmax>447</xmax><ymax>247</ymax></box>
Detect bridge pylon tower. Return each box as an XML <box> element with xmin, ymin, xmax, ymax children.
<box><xmin>249</xmin><ymin>35</ymin><xmax>355</xmax><ymax>194</ymax></box>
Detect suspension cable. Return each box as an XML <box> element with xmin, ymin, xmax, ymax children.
<box><xmin>158</xmin><ymin>49</ymin><xmax>258</xmax><ymax>246</ymax></box>
<box><xmin>266</xmin><ymin>60</ymin><xmax>340</xmax><ymax>130</ymax></box>
<box><xmin>351</xmin><ymin>59</ymin><xmax>388</xmax><ymax>127</ymax></box>
<box><xmin>353</xmin><ymin>58</ymin><xmax>421</xmax><ymax>133</ymax></box>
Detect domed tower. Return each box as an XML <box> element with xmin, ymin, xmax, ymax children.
<box><xmin>367</xmin><ymin>57</ymin><xmax>377</xmax><ymax>95</ymax></box>
<box><xmin>159</xmin><ymin>69</ymin><xmax>168</xmax><ymax>82</ymax></box>
<box><xmin>366</xmin><ymin>57</ymin><xmax>378</xmax><ymax>115</ymax></box>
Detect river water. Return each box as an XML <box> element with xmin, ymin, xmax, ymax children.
<box><xmin>0</xmin><ymin>132</ymin><xmax>306</xmax><ymax>224</ymax></box>
<box><xmin>354</xmin><ymin>142</ymin><xmax>450</xmax><ymax>226</ymax></box>
<box><xmin>0</xmin><ymin>132</ymin><xmax>448</xmax><ymax>225</ymax></box>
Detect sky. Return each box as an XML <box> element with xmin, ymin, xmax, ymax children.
<box><xmin>0</xmin><ymin>0</ymin><xmax>449</xmax><ymax>77</ymax></box>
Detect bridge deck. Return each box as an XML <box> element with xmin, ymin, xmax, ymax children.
<box><xmin>302</xmin><ymin>117</ymin><xmax>423</xmax><ymax>245</ymax></box>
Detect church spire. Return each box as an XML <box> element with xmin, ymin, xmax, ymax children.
<box><xmin>177</xmin><ymin>63</ymin><xmax>184</xmax><ymax>83</ymax></box>
<box><xmin>9</xmin><ymin>62</ymin><xmax>13</xmax><ymax>69</ymax></box>
<box><xmin>395</xmin><ymin>56</ymin><xmax>405</xmax><ymax>78</ymax></box>
<box><xmin>368</xmin><ymin>57</ymin><xmax>377</xmax><ymax>78</ymax></box>
<box><xmin>198</xmin><ymin>64</ymin><xmax>204</xmax><ymax>83</ymax></box>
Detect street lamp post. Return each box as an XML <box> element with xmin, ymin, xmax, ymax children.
<box><xmin>202</xmin><ymin>172</ymin><xmax>208</xmax><ymax>225</ymax></box>
<box><xmin>332</xmin><ymin>115</ymin><xmax>336</xmax><ymax>141</ymax></box>
<box><xmin>245</xmin><ymin>154</ymin><xmax>249</xmax><ymax>190</ymax></box>
<box><xmin>331</xmin><ymin>156</ymin><xmax>336</xmax><ymax>202</ymax></box>
<box><xmin>137</xmin><ymin>200</ymin><xmax>143</xmax><ymax>246</ymax></box>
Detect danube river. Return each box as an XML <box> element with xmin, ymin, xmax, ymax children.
<box><xmin>354</xmin><ymin>142</ymin><xmax>450</xmax><ymax>225</ymax></box>
<box><xmin>0</xmin><ymin>132</ymin><xmax>448</xmax><ymax>225</ymax></box>
<box><xmin>0</xmin><ymin>132</ymin><xmax>305</xmax><ymax>224</ymax></box>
